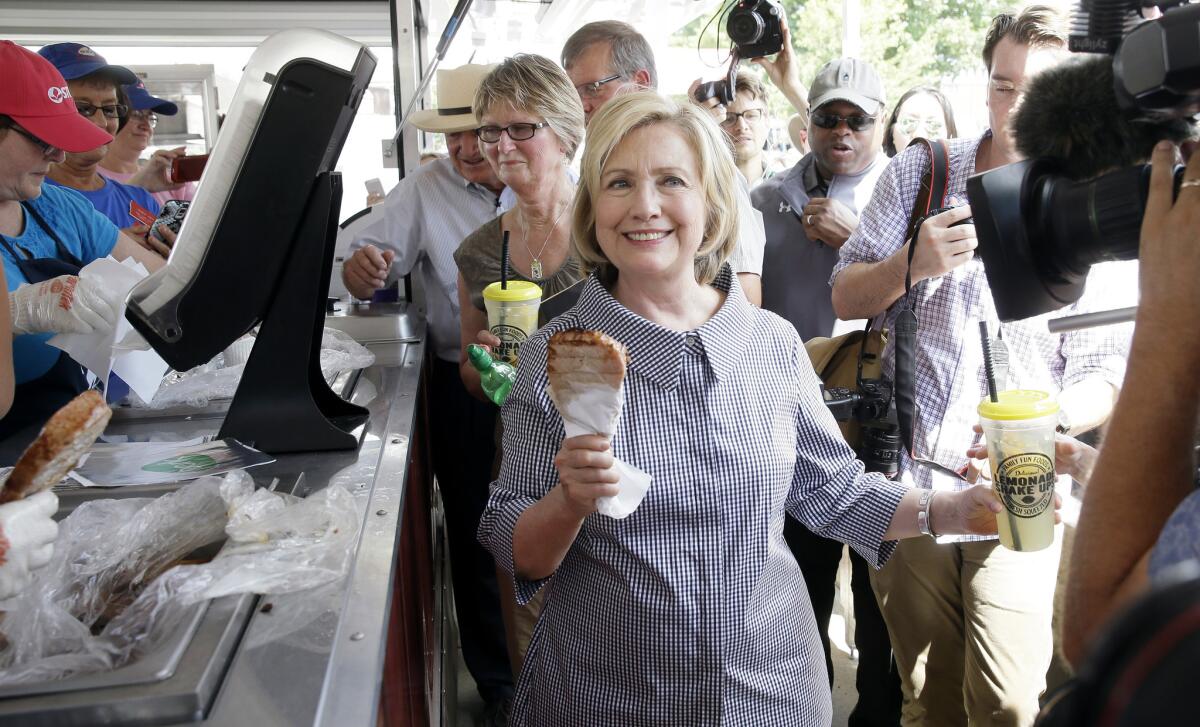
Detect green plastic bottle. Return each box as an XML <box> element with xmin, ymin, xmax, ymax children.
<box><xmin>467</xmin><ymin>344</ymin><xmax>516</xmax><ymax>406</ymax></box>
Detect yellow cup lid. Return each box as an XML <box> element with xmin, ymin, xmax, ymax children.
<box><xmin>483</xmin><ymin>280</ymin><xmax>542</xmax><ymax>302</ymax></box>
<box><xmin>977</xmin><ymin>389</ymin><xmax>1059</xmax><ymax>420</ymax></box>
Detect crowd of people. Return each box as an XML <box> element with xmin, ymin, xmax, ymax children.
<box><xmin>0</xmin><ymin>3</ymin><xmax>1196</xmax><ymax>726</ymax></box>
<box><xmin>346</xmin><ymin>6</ymin><xmax>1197</xmax><ymax>727</ymax></box>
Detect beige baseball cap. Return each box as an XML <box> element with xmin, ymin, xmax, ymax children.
<box><xmin>808</xmin><ymin>58</ymin><xmax>885</xmax><ymax>116</ymax></box>
<box><xmin>409</xmin><ymin>63</ymin><xmax>497</xmax><ymax>134</ymax></box>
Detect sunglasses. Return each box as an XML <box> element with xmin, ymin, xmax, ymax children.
<box><xmin>3</xmin><ymin>123</ymin><xmax>58</xmax><ymax>158</ymax></box>
<box><xmin>720</xmin><ymin>108</ymin><xmax>765</xmax><ymax>126</ymax></box>
<box><xmin>573</xmin><ymin>74</ymin><xmax>622</xmax><ymax>100</ymax></box>
<box><xmin>476</xmin><ymin>122</ymin><xmax>549</xmax><ymax>143</ymax></box>
<box><xmin>896</xmin><ymin>116</ymin><xmax>945</xmax><ymax>136</ymax></box>
<box><xmin>811</xmin><ymin>111</ymin><xmax>877</xmax><ymax>132</ymax></box>
<box><xmin>75</xmin><ymin>101</ymin><xmax>128</xmax><ymax>120</ymax></box>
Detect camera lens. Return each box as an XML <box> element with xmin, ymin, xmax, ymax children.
<box><xmin>859</xmin><ymin>423</ymin><xmax>901</xmax><ymax>476</ymax></box>
<box><xmin>727</xmin><ymin>9</ymin><xmax>765</xmax><ymax>45</ymax></box>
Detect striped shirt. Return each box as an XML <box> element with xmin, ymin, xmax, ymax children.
<box><xmin>478</xmin><ymin>266</ymin><xmax>909</xmax><ymax>725</ymax></box>
<box><xmin>347</xmin><ymin>158</ymin><xmax>500</xmax><ymax>362</ymax></box>
<box><xmin>832</xmin><ymin>133</ymin><xmax>1130</xmax><ymax>542</ymax></box>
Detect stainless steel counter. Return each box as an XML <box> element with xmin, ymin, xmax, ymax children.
<box><xmin>0</xmin><ymin>311</ymin><xmax>432</xmax><ymax>727</ymax></box>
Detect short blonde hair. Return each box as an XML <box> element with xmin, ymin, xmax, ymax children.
<box><xmin>571</xmin><ymin>91</ymin><xmax>741</xmax><ymax>286</ymax></box>
<box><xmin>474</xmin><ymin>54</ymin><xmax>585</xmax><ymax>160</ymax></box>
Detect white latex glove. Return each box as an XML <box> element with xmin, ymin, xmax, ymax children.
<box><xmin>10</xmin><ymin>275</ymin><xmax>118</xmax><ymax>336</ymax></box>
<box><xmin>0</xmin><ymin>491</ymin><xmax>59</xmax><ymax>600</ymax></box>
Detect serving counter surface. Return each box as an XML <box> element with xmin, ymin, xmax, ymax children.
<box><xmin>0</xmin><ymin>313</ymin><xmax>431</xmax><ymax>727</ymax></box>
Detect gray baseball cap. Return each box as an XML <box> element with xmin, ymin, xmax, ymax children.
<box><xmin>808</xmin><ymin>58</ymin><xmax>885</xmax><ymax>116</ymax></box>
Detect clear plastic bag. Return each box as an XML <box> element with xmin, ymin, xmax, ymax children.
<box><xmin>0</xmin><ymin>470</ymin><xmax>362</xmax><ymax>684</ymax></box>
<box><xmin>133</xmin><ymin>327</ymin><xmax>375</xmax><ymax>409</ymax></box>
<box><xmin>0</xmin><ymin>476</ymin><xmax>228</xmax><ymax>681</ymax></box>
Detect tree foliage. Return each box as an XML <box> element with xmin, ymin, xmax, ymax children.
<box><xmin>674</xmin><ymin>0</ymin><xmax>1009</xmax><ymax>111</ymax></box>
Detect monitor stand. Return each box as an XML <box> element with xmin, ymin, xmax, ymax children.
<box><xmin>218</xmin><ymin>171</ymin><xmax>369</xmax><ymax>452</ymax></box>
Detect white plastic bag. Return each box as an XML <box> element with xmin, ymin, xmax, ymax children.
<box><xmin>0</xmin><ymin>476</ymin><xmax>228</xmax><ymax>681</ymax></box>
<box><xmin>133</xmin><ymin>327</ymin><xmax>375</xmax><ymax>409</ymax></box>
<box><xmin>0</xmin><ymin>470</ymin><xmax>362</xmax><ymax>684</ymax></box>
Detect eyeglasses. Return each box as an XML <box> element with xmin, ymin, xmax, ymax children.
<box><xmin>75</xmin><ymin>101</ymin><xmax>128</xmax><ymax>120</ymax></box>
<box><xmin>896</xmin><ymin>116</ymin><xmax>945</xmax><ymax>136</ymax></box>
<box><xmin>720</xmin><ymin>108</ymin><xmax>765</xmax><ymax>126</ymax></box>
<box><xmin>573</xmin><ymin>74</ymin><xmax>622</xmax><ymax>99</ymax></box>
<box><xmin>129</xmin><ymin>109</ymin><xmax>158</xmax><ymax>128</ymax></box>
<box><xmin>810</xmin><ymin>111</ymin><xmax>877</xmax><ymax>132</ymax></box>
<box><xmin>476</xmin><ymin>122</ymin><xmax>550</xmax><ymax>143</ymax></box>
<box><xmin>3</xmin><ymin>123</ymin><xmax>58</xmax><ymax>158</ymax></box>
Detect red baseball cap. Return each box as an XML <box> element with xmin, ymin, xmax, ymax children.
<box><xmin>0</xmin><ymin>40</ymin><xmax>113</xmax><ymax>153</ymax></box>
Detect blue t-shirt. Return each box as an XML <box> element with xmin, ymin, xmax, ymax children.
<box><xmin>45</xmin><ymin>174</ymin><xmax>160</xmax><ymax>229</ymax></box>
<box><xmin>1149</xmin><ymin>489</ymin><xmax>1200</xmax><ymax>581</ymax></box>
<box><xmin>1</xmin><ymin>184</ymin><xmax>119</xmax><ymax>384</ymax></box>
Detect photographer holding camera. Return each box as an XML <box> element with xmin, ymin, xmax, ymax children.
<box><xmin>829</xmin><ymin>7</ymin><xmax>1130</xmax><ymax>724</ymax></box>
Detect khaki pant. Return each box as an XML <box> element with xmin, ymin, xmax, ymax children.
<box><xmin>1045</xmin><ymin>524</ymin><xmax>1076</xmax><ymax>693</ymax></box>
<box><xmin>496</xmin><ymin>566</ymin><xmax>543</xmax><ymax>678</ymax></box>
<box><xmin>870</xmin><ymin>530</ymin><xmax>1062</xmax><ymax>727</ymax></box>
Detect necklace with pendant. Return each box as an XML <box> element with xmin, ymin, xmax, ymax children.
<box><xmin>520</xmin><ymin>199</ymin><xmax>569</xmax><ymax>281</ymax></box>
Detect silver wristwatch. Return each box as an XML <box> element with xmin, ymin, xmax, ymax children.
<box><xmin>918</xmin><ymin>489</ymin><xmax>938</xmax><ymax>538</ymax></box>
<box><xmin>1056</xmin><ymin>410</ymin><xmax>1071</xmax><ymax>435</ymax></box>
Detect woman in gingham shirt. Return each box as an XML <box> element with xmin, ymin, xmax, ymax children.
<box><xmin>478</xmin><ymin>92</ymin><xmax>1008</xmax><ymax>726</ymax></box>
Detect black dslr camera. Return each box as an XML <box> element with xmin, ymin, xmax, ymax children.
<box><xmin>693</xmin><ymin>0</ymin><xmax>786</xmax><ymax>105</ymax></box>
<box><xmin>727</xmin><ymin>0</ymin><xmax>785</xmax><ymax>58</ymax></box>
<box><xmin>823</xmin><ymin>379</ymin><xmax>902</xmax><ymax>477</ymax></box>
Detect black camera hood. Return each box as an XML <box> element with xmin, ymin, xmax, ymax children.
<box><xmin>967</xmin><ymin>159</ymin><xmax>1088</xmax><ymax>322</ymax></box>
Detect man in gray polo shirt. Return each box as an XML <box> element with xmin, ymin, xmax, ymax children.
<box><xmin>753</xmin><ymin>58</ymin><xmax>886</xmax><ymax>341</ymax></box>
<box><xmin>752</xmin><ymin>57</ymin><xmax>900</xmax><ymax>727</ymax></box>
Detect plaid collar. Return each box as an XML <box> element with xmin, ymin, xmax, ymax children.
<box><xmin>571</xmin><ymin>264</ymin><xmax>754</xmax><ymax>389</ymax></box>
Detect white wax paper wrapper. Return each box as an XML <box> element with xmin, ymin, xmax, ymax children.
<box><xmin>48</xmin><ymin>257</ymin><xmax>168</xmax><ymax>402</ymax></box>
<box><xmin>550</xmin><ymin>384</ymin><xmax>652</xmax><ymax>519</ymax></box>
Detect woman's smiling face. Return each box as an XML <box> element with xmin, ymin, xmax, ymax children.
<box><xmin>594</xmin><ymin>122</ymin><xmax>706</xmax><ymax>288</ymax></box>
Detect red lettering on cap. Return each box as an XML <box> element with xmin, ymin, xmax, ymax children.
<box><xmin>47</xmin><ymin>86</ymin><xmax>70</xmax><ymax>104</ymax></box>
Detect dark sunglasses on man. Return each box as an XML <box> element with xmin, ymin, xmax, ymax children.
<box><xmin>75</xmin><ymin>101</ymin><xmax>128</xmax><ymax>120</ymax></box>
<box><xmin>810</xmin><ymin>110</ymin><xmax>877</xmax><ymax>132</ymax></box>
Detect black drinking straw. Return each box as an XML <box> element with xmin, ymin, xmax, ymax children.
<box><xmin>979</xmin><ymin>320</ymin><xmax>999</xmax><ymax>402</ymax></box>
<box><xmin>501</xmin><ymin>230</ymin><xmax>510</xmax><ymax>290</ymax></box>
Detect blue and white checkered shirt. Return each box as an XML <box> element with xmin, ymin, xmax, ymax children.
<box><xmin>832</xmin><ymin>133</ymin><xmax>1131</xmax><ymax>542</ymax></box>
<box><xmin>478</xmin><ymin>266</ymin><xmax>909</xmax><ymax>725</ymax></box>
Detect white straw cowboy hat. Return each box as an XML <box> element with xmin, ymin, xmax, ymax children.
<box><xmin>409</xmin><ymin>63</ymin><xmax>497</xmax><ymax>134</ymax></box>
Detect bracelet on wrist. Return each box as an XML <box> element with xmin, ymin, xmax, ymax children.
<box><xmin>917</xmin><ymin>489</ymin><xmax>939</xmax><ymax>538</ymax></box>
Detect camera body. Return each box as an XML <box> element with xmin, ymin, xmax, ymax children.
<box><xmin>150</xmin><ymin>199</ymin><xmax>189</xmax><ymax>244</ymax></box>
<box><xmin>823</xmin><ymin>379</ymin><xmax>901</xmax><ymax>476</ymax></box>
<box><xmin>727</xmin><ymin>0</ymin><xmax>785</xmax><ymax>58</ymax></box>
<box><xmin>693</xmin><ymin>67</ymin><xmax>736</xmax><ymax>105</ymax></box>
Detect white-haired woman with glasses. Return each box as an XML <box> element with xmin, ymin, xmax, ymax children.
<box><xmin>452</xmin><ymin>53</ymin><xmax>587</xmax><ymax>681</ymax></box>
<box><xmin>455</xmin><ymin>54</ymin><xmax>586</xmax><ymax>403</ymax></box>
<box><xmin>477</xmin><ymin>91</ymin><xmax>1014</xmax><ymax>725</ymax></box>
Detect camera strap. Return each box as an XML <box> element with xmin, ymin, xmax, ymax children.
<box><xmin>895</xmin><ymin>138</ymin><xmax>949</xmax><ymax>463</ymax></box>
